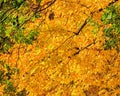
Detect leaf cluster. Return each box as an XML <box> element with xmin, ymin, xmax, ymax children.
<box><xmin>87</xmin><ymin>17</ymin><xmax>100</xmax><ymax>34</ymax></box>
<box><xmin>0</xmin><ymin>60</ymin><xmax>28</xmax><ymax>96</ymax></box>
<box><xmin>0</xmin><ymin>0</ymin><xmax>41</xmax><ymax>53</ymax></box>
<box><xmin>0</xmin><ymin>60</ymin><xmax>18</xmax><ymax>95</ymax></box>
<box><xmin>101</xmin><ymin>4</ymin><xmax>120</xmax><ymax>51</ymax></box>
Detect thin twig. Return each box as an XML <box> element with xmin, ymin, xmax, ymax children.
<box><xmin>73</xmin><ymin>40</ymin><xmax>96</xmax><ymax>56</ymax></box>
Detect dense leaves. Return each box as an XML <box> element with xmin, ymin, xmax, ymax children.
<box><xmin>0</xmin><ymin>0</ymin><xmax>40</xmax><ymax>53</ymax></box>
<box><xmin>101</xmin><ymin>4</ymin><xmax>120</xmax><ymax>51</ymax></box>
<box><xmin>0</xmin><ymin>61</ymin><xmax>19</xmax><ymax>95</ymax></box>
<box><xmin>0</xmin><ymin>60</ymin><xmax>28</xmax><ymax>95</ymax></box>
<box><xmin>1</xmin><ymin>0</ymin><xmax>120</xmax><ymax>96</ymax></box>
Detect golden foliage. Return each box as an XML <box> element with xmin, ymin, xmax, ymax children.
<box><xmin>0</xmin><ymin>0</ymin><xmax>120</xmax><ymax>96</ymax></box>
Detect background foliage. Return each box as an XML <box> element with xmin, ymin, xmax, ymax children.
<box><xmin>101</xmin><ymin>4</ymin><xmax>120</xmax><ymax>51</ymax></box>
<box><xmin>0</xmin><ymin>0</ymin><xmax>40</xmax><ymax>53</ymax></box>
<box><xmin>0</xmin><ymin>0</ymin><xmax>120</xmax><ymax>96</ymax></box>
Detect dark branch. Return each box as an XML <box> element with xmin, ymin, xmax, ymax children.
<box><xmin>74</xmin><ymin>19</ymin><xmax>87</xmax><ymax>35</ymax></box>
<box><xmin>73</xmin><ymin>40</ymin><xmax>96</xmax><ymax>56</ymax></box>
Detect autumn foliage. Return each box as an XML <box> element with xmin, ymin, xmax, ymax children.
<box><xmin>0</xmin><ymin>0</ymin><xmax>120</xmax><ymax>96</ymax></box>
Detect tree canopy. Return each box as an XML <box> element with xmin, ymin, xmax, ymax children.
<box><xmin>0</xmin><ymin>0</ymin><xmax>120</xmax><ymax>96</ymax></box>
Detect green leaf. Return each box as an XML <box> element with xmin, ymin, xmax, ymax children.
<box><xmin>3</xmin><ymin>64</ymin><xmax>10</xmax><ymax>71</ymax></box>
<box><xmin>104</xmin><ymin>39</ymin><xmax>117</xmax><ymax>50</ymax></box>
<box><xmin>12</xmin><ymin>67</ymin><xmax>19</xmax><ymax>74</ymax></box>
<box><xmin>5</xmin><ymin>29</ymin><xmax>11</xmax><ymax>37</ymax></box>
<box><xmin>92</xmin><ymin>27</ymin><xmax>98</xmax><ymax>34</ymax></box>
<box><xmin>12</xmin><ymin>0</ymin><xmax>23</xmax><ymax>8</ymax></box>
<box><xmin>101</xmin><ymin>4</ymin><xmax>120</xmax><ymax>51</ymax></box>
<box><xmin>0</xmin><ymin>70</ymin><xmax>4</xmax><ymax>84</ymax></box>
<box><xmin>19</xmin><ymin>15</ymin><xmax>25</xmax><ymax>24</ymax></box>
<box><xmin>4</xmin><ymin>0</ymin><xmax>7</xmax><ymax>3</ymax></box>
<box><xmin>36</xmin><ymin>0</ymin><xmax>42</xmax><ymax>3</ymax></box>
<box><xmin>4</xmin><ymin>80</ymin><xmax>16</xmax><ymax>93</ymax></box>
<box><xmin>17</xmin><ymin>0</ymin><xmax>24</xmax><ymax>3</ymax></box>
<box><xmin>103</xmin><ymin>27</ymin><xmax>113</xmax><ymax>37</ymax></box>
